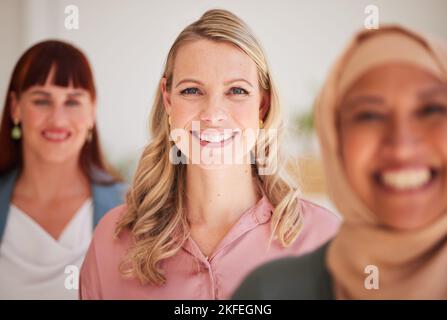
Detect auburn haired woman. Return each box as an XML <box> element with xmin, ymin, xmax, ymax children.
<box><xmin>80</xmin><ymin>9</ymin><xmax>340</xmax><ymax>299</ymax></box>
<box><xmin>0</xmin><ymin>40</ymin><xmax>126</xmax><ymax>299</ymax></box>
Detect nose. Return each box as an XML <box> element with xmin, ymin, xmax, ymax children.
<box><xmin>382</xmin><ymin>115</ymin><xmax>422</xmax><ymax>160</ymax></box>
<box><xmin>199</xmin><ymin>95</ymin><xmax>227</xmax><ymax>126</ymax></box>
<box><xmin>48</xmin><ymin>103</ymin><xmax>69</xmax><ymax>125</ymax></box>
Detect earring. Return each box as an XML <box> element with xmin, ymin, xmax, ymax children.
<box><xmin>86</xmin><ymin>128</ymin><xmax>93</xmax><ymax>143</ymax></box>
<box><xmin>168</xmin><ymin>116</ymin><xmax>172</xmax><ymax>126</ymax></box>
<box><xmin>259</xmin><ymin>119</ymin><xmax>264</xmax><ymax>129</ymax></box>
<box><xmin>11</xmin><ymin>119</ymin><xmax>21</xmax><ymax>140</ymax></box>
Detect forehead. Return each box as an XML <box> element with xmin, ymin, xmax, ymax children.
<box><xmin>26</xmin><ymin>82</ymin><xmax>88</xmax><ymax>96</ymax></box>
<box><xmin>344</xmin><ymin>63</ymin><xmax>442</xmax><ymax>97</ymax></box>
<box><xmin>172</xmin><ymin>39</ymin><xmax>258</xmax><ymax>82</ymax></box>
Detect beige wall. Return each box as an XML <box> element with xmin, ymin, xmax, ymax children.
<box><xmin>0</xmin><ymin>0</ymin><xmax>22</xmax><ymax>100</ymax></box>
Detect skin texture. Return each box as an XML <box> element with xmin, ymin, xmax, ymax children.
<box><xmin>339</xmin><ymin>63</ymin><xmax>447</xmax><ymax>230</ymax></box>
<box><xmin>162</xmin><ymin>39</ymin><xmax>267</xmax><ymax>167</ymax></box>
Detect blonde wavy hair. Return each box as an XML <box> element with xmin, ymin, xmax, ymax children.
<box><xmin>115</xmin><ymin>9</ymin><xmax>303</xmax><ymax>285</ymax></box>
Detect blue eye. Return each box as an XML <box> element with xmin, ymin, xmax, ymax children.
<box><xmin>229</xmin><ymin>87</ymin><xmax>249</xmax><ymax>95</ymax></box>
<box><xmin>180</xmin><ymin>87</ymin><xmax>200</xmax><ymax>95</ymax></box>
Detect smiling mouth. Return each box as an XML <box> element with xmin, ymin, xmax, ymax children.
<box><xmin>374</xmin><ymin>167</ymin><xmax>439</xmax><ymax>192</ymax></box>
<box><xmin>41</xmin><ymin>130</ymin><xmax>71</xmax><ymax>142</ymax></box>
<box><xmin>190</xmin><ymin>130</ymin><xmax>240</xmax><ymax>147</ymax></box>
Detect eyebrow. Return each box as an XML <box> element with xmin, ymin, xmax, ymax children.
<box><xmin>29</xmin><ymin>90</ymin><xmax>50</xmax><ymax>96</ymax></box>
<box><xmin>29</xmin><ymin>89</ymin><xmax>86</xmax><ymax>97</ymax></box>
<box><xmin>418</xmin><ymin>85</ymin><xmax>447</xmax><ymax>100</ymax></box>
<box><xmin>342</xmin><ymin>95</ymin><xmax>385</xmax><ymax>111</ymax></box>
<box><xmin>174</xmin><ymin>78</ymin><xmax>254</xmax><ymax>89</ymax></box>
<box><xmin>67</xmin><ymin>91</ymin><xmax>86</xmax><ymax>97</ymax></box>
<box><xmin>224</xmin><ymin>78</ymin><xmax>254</xmax><ymax>88</ymax></box>
<box><xmin>174</xmin><ymin>79</ymin><xmax>204</xmax><ymax>88</ymax></box>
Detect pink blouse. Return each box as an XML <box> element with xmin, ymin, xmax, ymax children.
<box><xmin>79</xmin><ymin>196</ymin><xmax>340</xmax><ymax>299</ymax></box>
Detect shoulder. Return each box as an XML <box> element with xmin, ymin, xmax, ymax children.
<box><xmin>90</xmin><ymin>167</ymin><xmax>128</xmax><ymax>202</ymax></box>
<box><xmin>0</xmin><ymin>170</ymin><xmax>19</xmax><ymax>239</ymax></box>
<box><xmin>80</xmin><ymin>204</ymin><xmax>131</xmax><ymax>299</ymax></box>
<box><xmin>297</xmin><ymin>198</ymin><xmax>341</xmax><ymax>245</ymax></box>
<box><xmin>107</xmin><ymin>181</ymin><xmax>128</xmax><ymax>193</ymax></box>
<box><xmin>93</xmin><ymin>204</ymin><xmax>129</xmax><ymax>244</ymax></box>
<box><xmin>299</xmin><ymin>198</ymin><xmax>340</xmax><ymax>227</ymax></box>
<box><xmin>232</xmin><ymin>241</ymin><xmax>334</xmax><ymax>300</ymax></box>
<box><xmin>91</xmin><ymin>179</ymin><xmax>128</xmax><ymax>225</ymax></box>
<box><xmin>0</xmin><ymin>169</ymin><xmax>18</xmax><ymax>191</ymax></box>
<box><xmin>92</xmin><ymin>180</ymin><xmax>128</xmax><ymax>201</ymax></box>
<box><xmin>87</xmin><ymin>204</ymin><xmax>133</xmax><ymax>261</ymax></box>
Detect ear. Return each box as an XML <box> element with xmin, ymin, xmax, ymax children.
<box><xmin>259</xmin><ymin>91</ymin><xmax>270</xmax><ymax>121</ymax></box>
<box><xmin>161</xmin><ymin>77</ymin><xmax>172</xmax><ymax>115</ymax></box>
<box><xmin>9</xmin><ymin>92</ymin><xmax>21</xmax><ymax>123</ymax></box>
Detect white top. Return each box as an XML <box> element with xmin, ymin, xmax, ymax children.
<box><xmin>0</xmin><ymin>199</ymin><xmax>93</xmax><ymax>299</ymax></box>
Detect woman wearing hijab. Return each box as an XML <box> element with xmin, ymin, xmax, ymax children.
<box><xmin>233</xmin><ymin>25</ymin><xmax>447</xmax><ymax>299</ymax></box>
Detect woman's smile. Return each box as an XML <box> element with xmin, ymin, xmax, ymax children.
<box><xmin>339</xmin><ymin>63</ymin><xmax>447</xmax><ymax>229</ymax></box>
<box><xmin>190</xmin><ymin>129</ymin><xmax>241</xmax><ymax>148</ymax></box>
<box><xmin>41</xmin><ymin>128</ymin><xmax>72</xmax><ymax>143</ymax></box>
<box><xmin>373</xmin><ymin>165</ymin><xmax>439</xmax><ymax>193</ymax></box>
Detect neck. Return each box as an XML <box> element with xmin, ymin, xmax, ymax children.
<box><xmin>15</xmin><ymin>151</ymin><xmax>89</xmax><ymax>202</ymax></box>
<box><xmin>186</xmin><ymin>163</ymin><xmax>261</xmax><ymax>228</ymax></box>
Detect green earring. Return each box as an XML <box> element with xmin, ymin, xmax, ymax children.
<box><xmin>11</xmin><ymin>120</ymin><xmax>21</xmax><ymax>140</ymax></box>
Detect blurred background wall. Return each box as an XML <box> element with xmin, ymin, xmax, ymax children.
<box><xmin>1</xmin><ymin>0</ymin><xmax>446</xmax><ymax>211</ymax></box>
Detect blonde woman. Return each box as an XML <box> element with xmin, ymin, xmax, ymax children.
<box><xmin>79</xmin><ymin>9</ymin><xmax>340</xmax><ymax>299</ymax></box>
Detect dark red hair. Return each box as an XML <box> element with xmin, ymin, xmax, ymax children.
<box><xmin>0</xmin><ymin>40</ymin><xmax>120</xmax><ymax>184</ymax></box>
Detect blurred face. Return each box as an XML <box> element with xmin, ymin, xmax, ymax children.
<box><xmin>11</xmin><ymin>68</ymin><xmax>95</xmax><ymax>164</ymax></box>
<box><xmin>161</xmin><ymin>39</ymin><xmax>267</xmax><ymax>168</ymax></box>
<box><xmin>339</xmin><ymin>63</ymin><xmax>447</xmax><ymax>230</ymax></box>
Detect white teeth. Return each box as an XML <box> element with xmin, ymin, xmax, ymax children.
<box><xmin>43</xmin><ymin>131</ymin><xmax>69</xmax><ymax>140</ymax></box>
<box><xmin>200</xmin><ymin>131</ymin><xmax>234</xmax><ymax>143</ymax></box>
<box><xmin>381</xmin><ymin>168</ymin><xmax>431</xmax><ymax>190</ymax></box>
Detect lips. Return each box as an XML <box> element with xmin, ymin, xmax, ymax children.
<box><xmin>375</xmin><ymin>167</ymin><xmax>438</xmax><ymax>191</ymax></box>
<box><xmin>42</xmin><ymin>129</ymin><xmax>71</xmax><ymax>142</ymax></box>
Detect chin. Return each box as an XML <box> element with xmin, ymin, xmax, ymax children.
<box><xmin>36</xmin><ymin>149</ymin><xmax>80</xmax><ymax>165</ymax></box>
<box><xmin>377</xmin><ymin>208</ymin><xmax>441</xmax><ymax>230</ymax></box>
